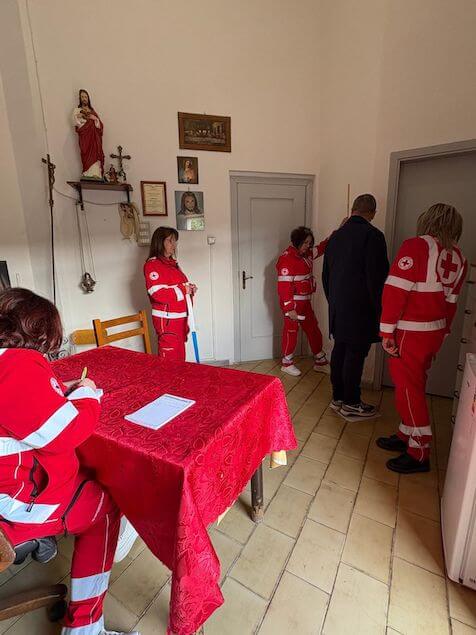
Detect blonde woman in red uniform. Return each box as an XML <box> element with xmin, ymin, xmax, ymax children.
<box><xmin>276</xmin><ymin>226</ymin><xmax>330</xmax><ymax>376</ymax></box>
<box><xmin>144</xmin><ymin>227</ymin><xmax>197</xmax><ymax>361</ymax></box>
<box><xmin>0</xmin><ymin>287</ymin><xmax>139</xmax><ymax>635</ymax></box>
<box><xmin>377</xmin><ymin>204</ymin><xmax>467</xmax><ymax>474</ymax></box>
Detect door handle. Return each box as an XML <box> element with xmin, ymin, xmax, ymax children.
<box><xmin>242</xmin><ymin>271</ymin><xmax>254</xmax><ymax>290</ymax></box>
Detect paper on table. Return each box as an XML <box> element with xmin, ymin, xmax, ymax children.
<box><xmin>125</xmin><ymin>393</ymin><xmax>195</xmax><ymax>430</ymax></box>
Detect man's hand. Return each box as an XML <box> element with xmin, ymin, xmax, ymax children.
<box><xmin>287</xmin><ymin>310</ymin><xmax>299</xmax><ymax>321</ymax></box>
<box><xmin>382</xmin><ymin>336</ymin><xmax>399</xmax><ymax>357</ymax></box>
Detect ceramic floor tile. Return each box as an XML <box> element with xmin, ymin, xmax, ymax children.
<box><xmin>301</xmin><ymin>432</ymin><xmax>338</xmax><ymax>464</ymax></box>
<box><xmin>286</xmin><ymin>519</ymin><xmax>345</xmax><ymax>593</ymax></box>
<box><xmin>322</xmin><ymin>563</ymin><xmax>388</xmax><ymax>635</ymax></box>
<box><xmin>388</xmin><ymin>557</ymin><xmax>450</xmax><ymax>634</ymax></box>
<box><xmin>103</xmin><ymin>592</ymin><xmax>140</xmax><ymax>632</ymax></box>
<box><xmin>363</xmin><ymin>455</ymin><xmax>399</xmax><ymax>487</ymax></box>
<box><xmin>307</xmin><ymin>480</ymin><xmax>356</xmax><ymax>533</ymax></box>
<box><xmin>336</xmin><ymin>429</ymin><xmax>370</xmax><ymax>461</ymax></box>
<box><xmin>259</xmin><ymin>571</ymin><xmax>329</xmax><ymax>635</ymax></box>
<box><xmin>3</xmin><ymin>608</ymin><xmax>61</xmax><ymax>635</ymax></box>
<box><xmin>346</xmin><ymin>418</ymin><xmax>376</xmax><ymax>438</ymax></box>
<box><xmin>341</xmin><ymin>513</ymin><xmax>393</xmax><ymax>583</ymax></box>
<box><xmin>399</xmin><ymin>478</ymin><xmax>440</xmax><ymax>522</ymax></box>
<box><xmin>132</xmin><ymin>583</ymin><xmax>172</xmax><ymax>635</ymax></box>
<box><xmin>215</xmin><ymin>498</ymin><xmax>256</xmax><ymax>544</ymax></box>
<box><xmin>205</xmin><ymin>578</ymin><xmax>267</xmax><ymax>634</ymax></box>
<box><xmin>109</xmin><ymin>547</ymin><xmax>170</xmax><ymax>616</ymax></box>
<box><xmin>0</xmin><ymin>555</ymin><xmax>69</xmax><ymax>597</ymax></box>
<box><xmin>325</xmin><ymin>453</ymin><xmax>364</xmax><ymax>492</ymax></box>
<box><xmin>262</xmin><ymin>464</ymin><xmax>291</xmax><ymax>500</ymax></box>
<box><xmin>394</xmin><ymin>509</ymin><xmax>444</xmax><ymax>575</ymax></box>
<box><xmin>314</xmin><ymin>414</ymin><xmax>346</xmax><ymax>439</ymax></box>
<box><xmin>264</xmin><ymin>485</ymin><xmax>312</xmax><ymax>538</ymax></box>
<box><xmin>354</xmin><ymin>477</ymin><xmax>397</xmax><ymax>527</ymax></box>
<box><xmin>452</xmin><ymin>619</ymin><xmax>476</xmax><ymax>634</ymax></box>
<box><xmin>230</xmin><ymin>523</ymin><xmax>294</xmax><ymax>599</ymax></box>
<box><xmin>293</xmin><ymin>411</ymin><xmax>319</xmax><ymax>442</ymax></box>
<box><xmin>448</xmin><ymin>580</ymin><xmax>476</xmax><ymax>628</ymax></box>
<box><xmin>283</xmin><ymin>455</ymin><xmax>326</xmax><ymax>495</ymax></box>
<box><xmin>209</xmin><ymin>529</ymin><xmax>242</xmax><ymax>581</ymax></box>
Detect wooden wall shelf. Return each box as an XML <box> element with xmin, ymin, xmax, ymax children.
<box><xmin>67</xmin><ymin>181</ymin><xmax>133</xmax><ymax>209</ymax></box>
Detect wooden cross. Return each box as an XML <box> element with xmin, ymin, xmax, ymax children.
<box><xmin>110</xmin><ymin>145</ymin><xmax>131</xmax><ymax>182</ymax></box>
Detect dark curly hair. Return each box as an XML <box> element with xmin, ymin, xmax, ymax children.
<box><xmin>0</xmin><ymin>288</ymin><xmax>63</xmax><ymax>355</ymax></box>
<box><xmin>291</xmin><ymin>226</ymin><xmax>314</xmax><ymax>249</ymax></box>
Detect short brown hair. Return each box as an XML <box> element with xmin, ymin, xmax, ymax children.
<box><xmin>352</xmin><ymin>194</ymin><xmax>376</xmax><ymax>214</ymax></box>
<box><xmin>291</xmin><ymin>226</ymin><xmax>314</xmax><ymax>249</ymax></box>
<box><xmin>0</xmin><ymin>288</ymin><xmax>63</xmax><ymax>354</ymax></box>
<box><xmin>148</xmin><ymin>226</ymin><xmax>179</xmax><ymax>259</ymax></box>
<box><xmin>417</xmin><ymin>203</ymin><xmax>463</xmax><ymax>250</ymax></box>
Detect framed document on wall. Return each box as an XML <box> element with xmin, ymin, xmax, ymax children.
<box><xmin>141</xmin><ymin>181</ymin><xmax>168</xmax><ymax>216</ymax></box>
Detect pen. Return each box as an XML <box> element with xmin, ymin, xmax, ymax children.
<box><xmin>80</xmin><ymin>367</ymin><xmax>88</xmax><ymax>381</ymax></box>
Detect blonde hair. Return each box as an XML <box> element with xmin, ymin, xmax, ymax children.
<box><xmin>416</xmin><ymin>203</ymin><xmax>463</xmax><ymax>250</ymax></box>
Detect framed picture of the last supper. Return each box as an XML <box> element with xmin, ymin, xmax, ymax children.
<box><xmin>178</xmin><ymin>112</ymin><xmax>231</xmax><ymax>153</ymax></box>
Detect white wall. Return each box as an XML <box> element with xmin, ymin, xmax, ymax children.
<box><xmin>6</xmin><ymin>0</ymin><xmax>322</xmax><ymax>361</ymax></box>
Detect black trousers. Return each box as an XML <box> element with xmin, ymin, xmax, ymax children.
<box><xmin>330</xmin><ymin>340</ymin><xmax>372</xmax><ymax>405</ymax></box>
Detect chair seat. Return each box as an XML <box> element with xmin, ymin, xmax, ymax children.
<box><xmin>14</xmin><ymin>537</ymin><xmax>57</xmax><ymax>565</ymax></box>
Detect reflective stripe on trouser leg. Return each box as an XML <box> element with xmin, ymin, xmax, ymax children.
<box><xmin>281</xmin><ymin>317</ymin><xmax>299</xmax><ymax>365</ymax></box>
<box><xmin>61</xmin><ymin>481</ymin><xmax>121</xmax><ymax>633</ymax></box>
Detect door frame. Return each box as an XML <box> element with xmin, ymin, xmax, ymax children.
<box><xmin>230</xmin><ymin>170</ymin><xmax>315</xmax><ymax>362</ymax></box>
<box><xmin>373</xmin><ymin>138</ymin><xmax>476</xmax><ymax>390</ymax></box>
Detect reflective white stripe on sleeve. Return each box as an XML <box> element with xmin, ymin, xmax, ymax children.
<box><xmin>399</xmin><ymin>422</ymin><xmax>432</xmax><ymax>437</ymax></box>
<box><xmin>23</xmin><ymin>401</ymin><xmax>79</xmax><ymax>449</ymax></box>
<box><xmin>385</xmin><ymin>275</ymin><xmax>414</xmax><ymax>291</ymax></box>
<box><xmin>421</xmin><ymin>235</ymin><xmax>439</xmax><ymax>283</ymax></box>
<box><xmin>277</xmin><ymin>276</ymin><xmax>294</xmax><ymax>282</ymax></box>
<box><xmin>0</xmin><ymin>437</ymin><xmax>29</xmax><ymax>456</ymax></box>
<box><xmin>61</xmin><ymin>616</ymin><xmax>104</xmax><ymax>635</ymax></box>
<box><xmin>283</xmin><ymin>300</ymin><xmax>293</xmax><ymax>306</ymax></box>
<box><xmin>152</xmin><ymin>309</ymin><xmax>187</xmax><ymax>319</ymax></box>
<box><xmin>414</xmin><ymin>281</ymin><xmax>443</xmax><ymax>292</ymax></box>
<box><xmin>0</xmin><ymin>494</ymin><xmax>58</xmax><ymax>523</ymax></box>
<box><xmin>446</xmin><ymin>294</ymin><xmax>458</xmax><ymax>303</ymax></box>
<box><xmin>380</xmin><ymin>322</ymin><xmax>397</xmax><ymax>334</ymax></box>
<box><xmin>174</xmin><ymin>285</ymin><xmax>185</xmax><ymax>301</ymax></box>
<box><xmin>66</xmin><ymin>386</ymin><xmax>101</xmax><ymax>402</ymax></box>
<box><xmin>148</xmin><ymin>283</ymin><xmax>184</xmax><ymax>297</ymax></box>
<box><xmin>396</xmin><ymin>319</ymin><xmax>446</xmax><ymax>331</ymax></box>
<box><xmin>294</xmin><ymin>274</ymin><xmax>312</xmax><ymax>281</ymax></box>
<box><xmin>71</xmin><ymin>571</ymin><xmax>111</xmax><ymax>602</ymax></box>
<box><xmin>293</xmin><ymin>294</ymin><xmax>311</xmax><ymax>300</ymax></box>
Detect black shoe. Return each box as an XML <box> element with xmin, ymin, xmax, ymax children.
<box><xmin>376</xmin><ymin>434</ymin><xmax>407</xmax><ymax>453</ymax></box>
<box><xmin>341</xmin><ymin>401</ymin><xmax>377</xmax><ymax>418</ymax></box>
<box><xmin>386</xmin><ymin>452</ymin><xmax>430</xmax><ymax>474</ymax></box>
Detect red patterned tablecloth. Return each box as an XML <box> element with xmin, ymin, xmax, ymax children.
<box><xmin>53</xmin><ymin>347</ymin><xmax>296</xmax><ymax>634</ymax></box>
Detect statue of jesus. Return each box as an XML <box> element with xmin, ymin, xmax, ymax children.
<box><xmin>73</xmin><ymin>89</ymin><xmax>104</xmax><ymax>180</ymax></box>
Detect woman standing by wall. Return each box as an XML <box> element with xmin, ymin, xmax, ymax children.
<box><xmin>144</xmin><ymin>227</ymin><xmax>197</xmax><ymax>361</ymax></box>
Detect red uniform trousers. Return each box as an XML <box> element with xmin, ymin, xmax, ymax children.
<box><xmin>153</xmin><ymin>316</ymin><xmax>188</xmax><ymax>362</ymax></box>
<box><xmin>3</xmin><ymin>476</ymin><xmax>120</xmax><ymax>635</ymax></box>
<box><xmin>388</xmin><ymin>329</ymin><xmax>445</xmax><ymax>462</ymax></box>
<box><xmin>281</xmin><ymin>301</ymin><xmax>323</xmax><ymax>365</ymax></box>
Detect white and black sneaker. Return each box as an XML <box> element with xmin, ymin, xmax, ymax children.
<box><xmin>329</xmin><ymin>399</ymin><xmax>343</xmax><ymax>412</ymax></box>
<box><xmin>340</xmin><ymin>402</ymin><xmax>377</xmax><ymax>419</ymax></box>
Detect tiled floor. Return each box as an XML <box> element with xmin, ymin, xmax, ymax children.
<box><xmin>2</xmin><ymin>357</ymin><xmax>476</xmax><ymax>634</ymax></box>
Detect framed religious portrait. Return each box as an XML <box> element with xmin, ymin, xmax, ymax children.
<box><xmin>177</xmin><ymin>156</ymin><xmax>199</xmax><ymax>184</ymax></box>
<box><xmin>175</xmin><ymin>191</ymin><xmax>205</xmax><ymax>231</ymax></box>
<box><xmin>178</xmin><ymin>112</ymin><xmax>231</xmax><ymax>152</ymax></box>
<box><xmin>0</xmin><ymin>261</ymin><xmax>11</xmax><ymax>291</ymax></box>
<box><xmin>141</xmin><ymin>181</ymin><xmax>168</xmax><ymax>216</ymax></box>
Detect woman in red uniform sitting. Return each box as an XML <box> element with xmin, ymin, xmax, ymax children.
<box><xmin>276</xmin><ymin>226</ymin><xmax>330</xmax><ymax>376</ymax></box>
<box><xmin>0</xmin><ymin>287</ymin><xmax>138</xmax><ymax>635</ymax></box>
<box><xmin>144</xmin><ymin>227</ymin><xmax>197</xmax><ymax>361</ymax></box>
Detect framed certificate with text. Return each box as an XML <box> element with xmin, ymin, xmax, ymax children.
<box><xmin>141</xmin><ymin>181</ymin><xmax>168</xmax><ymax>216</ymax></box>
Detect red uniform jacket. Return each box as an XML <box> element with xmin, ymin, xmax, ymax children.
<box><xmin>276</xmin><ymin>241</ymin><xmax>328</xmax><ymax>314</ymax></box>
<box><xmin>0</xmin><ymin>348</ymin><xmax>100</xmax><ymax>528</ymax></box>
<box><xmin>380</xmin><ymin>235</ymin><xmax>467</xmax><ymax>337</ymax></box>
<box><xmin>144</xmin><ymin>256</ymin><xmax>189</xmax><ymax>320</ymax></box>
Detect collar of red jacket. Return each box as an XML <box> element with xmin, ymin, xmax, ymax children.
<box><xmin>287</xmin><ymin>244</ymin><xmax>311</xmax><ymax>259</ymax></box>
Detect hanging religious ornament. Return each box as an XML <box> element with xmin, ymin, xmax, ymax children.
<box><xmin>110</xmin><ymin>145</ymin><xmax>131</xmax><ymax>183</ymax></box>
<box><xmin>73</xmin><ymin>89</ymin><xmax>105</xmax><ymax>181</ymax></box>
<box><xmin>104</xmin><ymin>164</ymin><xmax>119</xmax><ymax>183</ymax></box>
<box><xmin>80</xmin><ymin>272</ymin><xmax>96</xmax><ymax>293</ymax></box>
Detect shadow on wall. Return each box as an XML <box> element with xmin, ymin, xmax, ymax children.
<box><xmin>263</xmin><ymin>257</ymin><xmax>282</xmax><ymax>359</ymax></box>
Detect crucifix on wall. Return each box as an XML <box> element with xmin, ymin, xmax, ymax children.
<box><xmin>110</xmin><ymin>145</ymin><xmax>131</xmax><ymax>182</ymax></box>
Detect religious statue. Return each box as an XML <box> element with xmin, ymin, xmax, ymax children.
<box><xmin>73</xmin><ymin>89</ymin><xmax>104</xmax><ymax>180</ymax></box>
<box><xmin>104</xmin><ymin>164</ymin><xmax>118</xmax><ymax>183</ymax></box>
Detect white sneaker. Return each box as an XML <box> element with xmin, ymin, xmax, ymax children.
<box><xmin>281</xmin><ymin>364</ymin><xmax>301</xmax><ymax>377</ymax></box>
<box><xmin>114</xmin><ymin>517</ymin><xmax>139</xmax><ymax>563</ymax></box>
<box><xmin>101</xmin><ymin>630</ymin><xmax>141</xmax><ymax>635</ymax></box>
<box><xmin>329</xmin><ymin>399</ymin><xmax>343</xmax><ymax>412</ymax></box>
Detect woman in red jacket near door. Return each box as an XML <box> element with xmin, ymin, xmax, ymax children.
<box><xmin>144</xmin><ymin>227</ymin><xmax>197</xmax><ymax>361</ymax></box>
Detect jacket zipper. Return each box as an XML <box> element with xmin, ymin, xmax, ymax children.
<box><xmin>61</xmin><ymin>479</ymin><xmax>89</xmax><ymax>535</ymax></box>
<box><xmin>26</xmin><ymin>458</ymin><xmax>39</xmax><ymax>512</ymax></box>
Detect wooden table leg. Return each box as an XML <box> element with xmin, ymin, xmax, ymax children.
<box><xmin>251</xmin><ymin>464</ymin><xmax>264</xmax><ymax>523</ymax></box>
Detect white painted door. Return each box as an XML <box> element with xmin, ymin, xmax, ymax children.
<box><xmin>237</xmin><ymin>181</ymin><xmax>308</xmax><ymax>361</ymax></box>
<box><xmin>383</xmin><ymin>152</ymin><xmax>476</xmax><ymax>397</ymax></box>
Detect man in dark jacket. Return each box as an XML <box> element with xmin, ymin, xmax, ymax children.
<box><xmin>322</xmin><ymin>194</ymin><xmax>389</xmax><ymax>418</ymax></box>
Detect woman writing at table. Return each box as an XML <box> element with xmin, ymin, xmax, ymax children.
<box><xmin>144</xmin><ymin>226</ymin><xmax>197</xmax><ymax>361</ymax></box>
<box><xmin>0</xmin><ymin>288</ymin><xmax>139</xmax><ymax>635</ymax></box>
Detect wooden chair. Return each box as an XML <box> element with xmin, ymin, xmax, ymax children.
<box><xmin>93</xmin><ymin>309</ymin><xmax>152</xmax><ymax>354</ymax></box>
<box><xmin>0</xmin><ymin>529</ymin><xmax>67</xmax><ymax>623</ymax></box>
<box><xmin>70</xmin><ymin>329</ymin><xmax>96</xmax><ymax>347</ymax></box>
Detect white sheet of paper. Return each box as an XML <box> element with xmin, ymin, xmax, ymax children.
<box><xmin>124</xmin><ymin>394</ymin><xmax>195</xmax><ymax>430</ymax></box>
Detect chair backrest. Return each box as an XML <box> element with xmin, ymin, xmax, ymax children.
<box><xmin>70</xmin><ymin>329</ymin><xmax>96</xmax><ymax>347</ymax></box>
<box><xmin>0</xmin><ymin>528</ymin><xmax>16</xmax><ymax>574</ymax></box>
<box><xmin>93</xmin><ymin>309</ymin><xmax>152</xmax><ymax>354</ymax></box>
